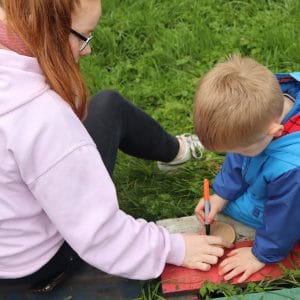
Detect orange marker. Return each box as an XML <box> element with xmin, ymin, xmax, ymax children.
<box><xmin>203</xmin><ymin>178</ymin><xmax>211</xmax><ymax>235</ymax></box>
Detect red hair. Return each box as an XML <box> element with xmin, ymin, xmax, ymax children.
<box><xmin>1</xmin><ymin>0</ymin><xmax>88</xmax><ymax>119</ymax></box>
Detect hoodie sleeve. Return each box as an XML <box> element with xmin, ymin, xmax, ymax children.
<box><xmin>8</xmin><ymin>91</ymin><xmax>185</xmax><ymax>280</ymax></box>
<box><xmin>27</xmin><ymin>144</ymin><xmax>185</xmax><ymax>280</ymax></box>
<box><xmin>212</xmin><ymin>153</ymin><xmax>249</xmax><ymax>201</ymax></box>
<box><xmin>252</xmin><ymin>167</ymin><xmax>300</xmax><ymax>263</ymax></box>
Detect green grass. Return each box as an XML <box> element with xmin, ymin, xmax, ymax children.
<box><xmin>80</xmin><ymin>0</ymin><xmax>300</xmax><ymax>298</ymax></box>
<box><xmin>199</xmin><ymin>266</ymin><xmax>300</xmax><ymax>299</ymax></box>
<box><xmin>81</xmin><ymin>0</ymin><xmax>300</xmax><ymax>220</ymax></box>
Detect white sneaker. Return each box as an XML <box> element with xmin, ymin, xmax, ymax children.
<box><xmin>157</xmin><ymin>133</ymin><xmax>204</xmax><ymax>172</ymax></box>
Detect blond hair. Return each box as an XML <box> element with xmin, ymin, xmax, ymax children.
<box><xmin>193</xmin><ymin>55</ymin><xmax>284</xmax><ymax>151</ymax></box>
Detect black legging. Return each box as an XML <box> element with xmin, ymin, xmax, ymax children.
<box><xmin>0</xmin><ymin>90</ymin><xmax>179</xmax><ymax>290</ymax></box>
<box><xmin>84</xmin><ymin>90</ymin><xmax>179</xmax><ymax>176</ymax></box>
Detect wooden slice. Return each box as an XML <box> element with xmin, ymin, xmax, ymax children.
<box><xmin>200</xmin><ymin>221</ymin><xmax>236</xmax><ymax>243</ymax></box>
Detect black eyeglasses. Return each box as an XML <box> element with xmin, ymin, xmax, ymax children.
<box><xmin>70</xmin><ymin>28</ymin><xmax>93</xmax><ymax>52</ymax></box>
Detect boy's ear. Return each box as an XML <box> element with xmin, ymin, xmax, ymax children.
<box><xmin>268</xmin><ymin>122</ymin><xmax>284</xmax><ymax>137</ymax></box>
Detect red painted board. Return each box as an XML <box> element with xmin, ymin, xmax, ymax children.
<box><xmin>161</xmin><ymin>241</ymin><xmax>300</xmax><ymax>295</ymax></box>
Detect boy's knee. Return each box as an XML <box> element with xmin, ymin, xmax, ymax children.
<box><xmin>223</xmin><ymin>202</ymin><xmax>263</xmax><ymax>229</ymax></box>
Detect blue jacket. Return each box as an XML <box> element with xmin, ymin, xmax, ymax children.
<box><xmin>213</xmin><ymin>73</ymin><xmax>300</xmax><ymax>264</ymax></box>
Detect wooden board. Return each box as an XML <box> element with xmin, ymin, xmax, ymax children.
<box><xmin>157</xmin><ymin>214</ymin><xmax>256</xmax><ymax>241</ymax></box>
<box><xmin>161</xmin><ymin>241</ymin><xmax>300</xmax><ymax>295</ymax></box>
<box><xmin>157</xmin><ymin>214</ymin><xmax>300</xmax><ymax>297</ymax></box>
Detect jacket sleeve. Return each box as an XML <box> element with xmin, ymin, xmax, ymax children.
<box><xmin>28</xmin><ymin>144</ymin><xmax>185</xmax><ymax>280</ymax></box>
<box><xmin>252</xmin><ymin>167</ymin><xmax>300</xmax><ymax>263</ymax></box>
<box><xmin>212</xmin><ymin>153</ymin><xmax>249</xmax><ymax>201</ymax></box>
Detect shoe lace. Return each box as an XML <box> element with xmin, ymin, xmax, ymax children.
<box><xmin>183</xmin><ymin>134</ymin><xmax>204</xmax><ymax>159</ymax></box>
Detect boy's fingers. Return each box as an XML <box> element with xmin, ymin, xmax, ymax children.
<box><xmin>195</xmin><ymin>209</ymin><xmax>205</xmax><ymax>219</ymax></box>
<box><xmin>226</xmin><ymin>249</ymin><xmax>238</xmax><ymax>257</ymax></box>
<box><xmin>195</xmin><ymin>200</ymin><xmax>204</xmax><ymax>211</ymax></box>
<box><xmin>208</xmin><ymin>206</ymin><xmax>219</xmax><ymax>223</ymax></box>
<box><xmin>195</xmin><ymin>206</ymin><xmax>204</xmax><ymax>215</ymax></box>
<box><xmin>208</xmin><ymin>212</ymin><xmax>215</xmax><ymax>223</ymax></box>
<box><xmin>195</xmin><ymin>214</ymin><xmax>205</xmax><ymax>225</ymax></box>
<box><xmin>194</xmin><ymin>206</ymin><xmax>205</xmax><ymax>224</ymax></box>
<box><xmin>237</xmin><ymin>271</ymin><xmax>251</xmax><ymax>283</ymax></box>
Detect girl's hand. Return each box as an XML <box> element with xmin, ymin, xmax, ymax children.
<box><xmin>182</xmin><ymin>233</ymin><xmax>233</xmax><ymax>271</ymax></box>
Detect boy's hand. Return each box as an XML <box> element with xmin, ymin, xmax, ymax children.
<box><xmin>195</xmin><ymin>194</ymin><xmax>228</xmax><ymax>225</ymax></box>
<box><xmin>218</xmin><ymin>247</ymin><xmax>265</xmax><ymax>283</ymax></box>
<box><xmin>182</xmin><ymin>233</ymin><xmax>233</xmax><ymax>271</ymax></box>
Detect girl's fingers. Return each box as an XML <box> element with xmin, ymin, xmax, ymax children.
<box><xmin>195</xmin><ymin>262</ymin><xmax>211</xmax><ymax>271</ymax></box>
<box><xmin>207</xmin><ymin>235</ymin><xmax>234</xmax><ymax>250</ymax></box>
<box><xmin>201</xmin><ymin>254</ymin><xmax>219</xmax><ymax>265</ymax></box>
<box><xmin>208</xmin><ymin>212</ymin><xmax>215</xmax><ymax>223</ymax></box>
<box><xmin>195</xmin><ymin>204</ymin><xmax>205</xmax><ymax>224</ymax></box>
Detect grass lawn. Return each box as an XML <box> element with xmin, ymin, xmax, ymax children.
<box><xmin>80</xmin><ymin>0</ymin><xmax>300</xmax><ymax>298</ymax></box>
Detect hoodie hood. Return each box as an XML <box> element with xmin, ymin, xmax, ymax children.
<box><xmin>0</xmin><ymin>49</ymin><xmax>48</xmax><ymax>115</ymax></box>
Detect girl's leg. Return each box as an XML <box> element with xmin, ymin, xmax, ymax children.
<box><xmin>83</xmin><ymin>90</ymin><xmax>179</xmax><ymax>176</ymax></box>
<box><xmin>83</xmin><ymin>90</ymin><xmax>171</xmax><ymax>296</ymax></box>
<box><xmin>0</xmin><ymin>242</ymin><xmax>83</xmax><ymax>292</ymax></box>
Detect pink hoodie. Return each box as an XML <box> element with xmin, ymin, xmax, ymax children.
<box><xmin>0</xmin><ymin>49</ymin><xmax>185</xmax><ymax>279</ymax></box>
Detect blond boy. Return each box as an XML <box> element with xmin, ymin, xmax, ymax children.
<box><xmin>194</xmin><ymin>55</ymin><xmax>300</xmax><ymax>282</ymax></box>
